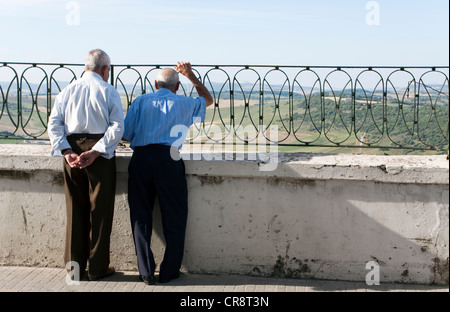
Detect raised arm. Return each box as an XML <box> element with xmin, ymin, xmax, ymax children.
<box><xmin>174</xmin><ymin>62</ymin><xmax>214</xmax><ymax>107</ymax></box>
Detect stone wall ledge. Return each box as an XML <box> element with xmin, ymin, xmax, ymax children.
<box><xmin>0</xmin><ymin>144</ymin><xmax>448</xmax><ymax>185</ymax></box>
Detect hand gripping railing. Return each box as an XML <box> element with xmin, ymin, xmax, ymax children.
<box><xmin>0</xmin><ymin>62</ymin><xmax>448</xmax><ymax>153</ymax></box>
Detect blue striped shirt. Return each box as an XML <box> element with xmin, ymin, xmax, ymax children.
<box><xmin>123</xmin><ymin>88</ymin><xmax>206</xmax><ymax>149</ymax></box>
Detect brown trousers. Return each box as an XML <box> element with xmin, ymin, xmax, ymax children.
<box><xmin>63</xmin><ymin>134</ymin><xmax>116</xmax><ymax>276</ymax></box>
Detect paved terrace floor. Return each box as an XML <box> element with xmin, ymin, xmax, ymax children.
<box><xmin>0</xmin><ymin>266</ymin><xmax>447</xmax><ymax>293</ymax></box>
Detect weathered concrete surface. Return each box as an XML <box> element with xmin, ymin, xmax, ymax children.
<box><xmin>0</xmin><ymin>144</ymin><xmax>448</xmax><ymax>285</ymax></box>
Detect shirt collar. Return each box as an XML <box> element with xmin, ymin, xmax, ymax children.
<box><xmin>156</xmin><ymin>88</ymin><xmax>175</xmax><ymax>96</ymax></box>
<box><xmin>83</xmin><ymin>71</ymin><xmax>104</xmax><ymax>81</ymax></box>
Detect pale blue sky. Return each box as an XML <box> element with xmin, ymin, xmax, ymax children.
<box><xmin>0</xmin><ymin>0</ymin><xmax>448</xmax><ymax>66</ymax></box>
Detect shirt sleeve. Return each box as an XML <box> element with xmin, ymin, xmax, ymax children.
<box><xmin>48</xmin><ymin>92</ymin><xmax>71</xmax><ymax>157</ymax></box>
<box><xmin>191</xmin><ymin>97</ymin><xmax>207</xmax><ymax>123</ymax></box>
<box><xmin>92</xmin><ymin>88</ymin><xmax>125</xmax><ymax>159</ymax></box>
<box><xmin>123</xmin><ymin>97</ymin><xmax>140</xmax><ymax>144</ymax></box>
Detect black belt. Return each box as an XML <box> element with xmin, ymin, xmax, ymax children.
<box><xmin>136</xmin><ymin>144</ymin><xmax>173</xmax><ymax>150</ymax></box>
<box><xmin>68</xmin><ymin>133</ymin><xmax>104</xmax><ymax>140</ymax></box>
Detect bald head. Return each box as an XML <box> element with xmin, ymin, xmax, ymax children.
<box><xmin>155</xmin><ymin>68</ymin><xmax>180</xmax><ymax>92</ymax></box>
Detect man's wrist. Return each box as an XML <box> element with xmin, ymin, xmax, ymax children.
<box><xmin>186</xmin><ymin>72</ymin><xmax>198</xmax><ymax>82</ymax></box>
<box><xmin>89</xmin><ymin>149</ymin><xmax>102</xmax><ymax>158</ymax></box>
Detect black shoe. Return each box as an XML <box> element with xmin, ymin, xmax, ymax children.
<box><xmin>139</xmin><ymin>275</ymin><xmax>156</xmax><ymax>285</ymax></box>
<box><xmin>88</xmin><ymin>266</ymin><xmax>116</xmax><ymax>281</ymax></box>
<box><xmin>158</xmin><ymin>271</ymin><xmax>181</xmax><ymax>284</ymax></box>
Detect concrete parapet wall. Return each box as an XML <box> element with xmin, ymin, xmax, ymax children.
<box><xmin>0</xmin><ymin>144</ymin><xmax>448</xmax><ymax>285</ymax></box>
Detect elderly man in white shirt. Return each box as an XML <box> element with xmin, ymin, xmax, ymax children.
<box><xmin>48</xmin><ymin>49</ymin><xmax>124</xmax><ymax>281</ymax></box>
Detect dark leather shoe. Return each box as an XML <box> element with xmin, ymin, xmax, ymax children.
<box><xmin>139</xmin><ymin>275</ymin><xmax>156</xmax><ymax>285</ymax></box>
<box><xmin>158</xmin><ymin>271</ymin><xmax>181</xmax><ymax>284</ymax></box>
<box><xmin>88</xmin><ymin>266</ymin><xmax>115</xmax><ymax>281</ymax></box>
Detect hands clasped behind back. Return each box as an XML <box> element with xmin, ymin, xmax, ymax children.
<box><xmin>64</xmin><ymin>149</ymin><xmax>101</xmax><ymax>169</ymax></box>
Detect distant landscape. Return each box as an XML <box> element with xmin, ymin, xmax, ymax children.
<box><xmin>1</xmin><ymin>79</ymin><xmax>448</xmax><ymax>155</ymax></box>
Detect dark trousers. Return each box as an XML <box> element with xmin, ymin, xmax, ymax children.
<box><xmin>63</xmin><ymin>134</ymin><xmax>116</xmax><ymax>276</ymax></box>
<box><xmin>128</xmin><ymin>145</ymin><xmax>188</xmax><ymax>279</ymax></box>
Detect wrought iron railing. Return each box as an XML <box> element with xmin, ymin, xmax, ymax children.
<box><xmin>1</xmin><ymin>62</ymin><xmax>448</xmax><ymax>153</ymax></box>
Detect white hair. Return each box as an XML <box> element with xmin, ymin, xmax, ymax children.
<box><xmin>85</xmin><ymin>49</ymin><xmax>111</xmax><ymax>71</ymax></box>
<box><xmin>156</xmin><ymin>68</ymin><xmax>180</xmax><ymax>90</ymax></box>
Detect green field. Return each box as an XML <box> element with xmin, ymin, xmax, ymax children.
<box><xmin>194</xmin><ymin>90</ymin><xmax>448</xmax><ymax>155</ymax></box>
<box><xmin>1</xmin><ymin>89</ymin><xmax>448</xmax><ymax>155</ymax></box>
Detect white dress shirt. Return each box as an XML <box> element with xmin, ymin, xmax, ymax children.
<box><xmin>48</xmin><ymin>71</ymin><xmax>124</xmax><ymax>159</ymax></box>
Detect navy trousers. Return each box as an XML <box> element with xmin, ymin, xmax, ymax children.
<box><xmin>128</xmin><ymin>145</ymin><xmax>188</xmax><ymax>279</ymax></box>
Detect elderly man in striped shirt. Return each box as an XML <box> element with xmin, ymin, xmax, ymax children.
<box><xmin>123</xmin><ymin>62</ymin><xmax>213</xmax><ymax>285</ymax></box>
